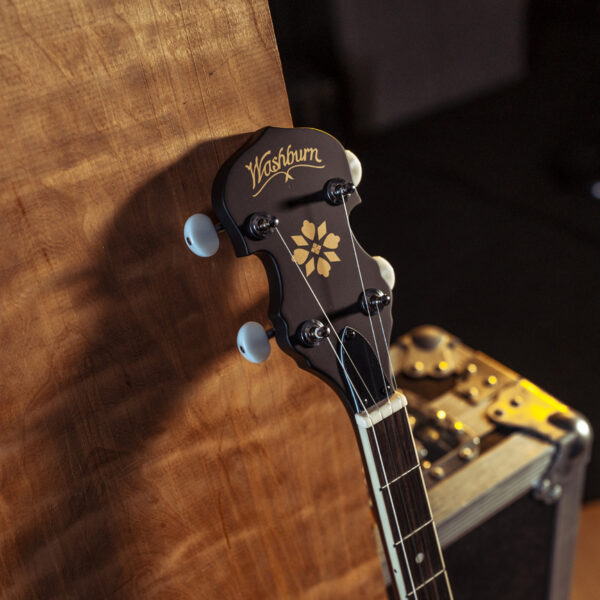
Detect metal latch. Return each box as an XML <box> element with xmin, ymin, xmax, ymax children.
<box><xmin>487</xmin><ymin>379</ymin><xmax>592</xmax><ymax>504</ymax></box>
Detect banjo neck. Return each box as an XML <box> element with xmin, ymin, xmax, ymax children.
<box><xmin>356</xmin><ymin>393</ymin><xmax>452</xmax><ymax>599</ymax></box>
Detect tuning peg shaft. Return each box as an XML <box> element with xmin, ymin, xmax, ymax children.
<box><xmin>246</xmin><ymin>213</ymin><xmax>279</xmax><ymax>240</ymax></box>
<box><xmin>184</xmin><ymin>213</ymin><xmax>223</xmax><ymax>257</ymax></box>
<box><xmin>237</xmin><ymin>322</ymin><xmax>274</xmax><ymax>364</ymax></box>
<box><xmin>373</xmin><ymin>256</ymin><xmax>396</xmax><ymax>290</ymax></box>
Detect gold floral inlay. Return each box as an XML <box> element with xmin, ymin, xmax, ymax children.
<box><xmin>291</xmin><ymin>220</ymin><xmax>340</xmax><ymax>278</ymax></box>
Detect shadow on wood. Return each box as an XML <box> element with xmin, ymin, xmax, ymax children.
<box><xmin>9</xmin><ymin>135</ymin><xmax>274</xmax><ymax>598</ymax></box>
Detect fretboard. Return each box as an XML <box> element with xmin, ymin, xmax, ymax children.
<box><xmin>355</xmin><ymin>393</ymin><xmax>453</xmax><ymax>600</ymax></box>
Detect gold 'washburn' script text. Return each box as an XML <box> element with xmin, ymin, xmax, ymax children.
<box><xmin>245</xmin><ymin>145</ymin><xmax>325</xmax><ymax>197</ymax></box>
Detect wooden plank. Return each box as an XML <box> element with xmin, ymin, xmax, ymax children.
<box><xmin>571</xmin><ymin>501</ymin><xmax>600</xmax><ymax>600</ymax></box>
<box><xmin>0</xmin><ymin>1</ymin><xmax>383</xmax><ymax>598</ymax></box>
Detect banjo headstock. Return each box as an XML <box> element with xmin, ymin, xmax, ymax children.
<box><xmin>184</xmin><ymin>128</ymin><xmax>455</xmax><ymax>600</ymax></box>
<box><xmin>185</xmin><ymin>127</ymin><xmax>396</xmax><ymax>415</ymax></box>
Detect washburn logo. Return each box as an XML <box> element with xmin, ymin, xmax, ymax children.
<box><xmin>245</xmin><ymin>144</ymin><xmax>324</xmax><ymax>197</ymax></box>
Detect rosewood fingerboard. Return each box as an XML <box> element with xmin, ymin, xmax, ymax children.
<box><xmin>357</xmin><ymin>400</ymin><xmax>453</xmax><ymax>600</ymax></box>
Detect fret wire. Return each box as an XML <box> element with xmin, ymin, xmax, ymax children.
<box><xmin>394</xmin><ymin>518</ymin><xmax>434</xmax><ymax>544</ymax></box>
<box><xmin>380</xmin><ymin>463</ymin><xmax>420</xmax><ymax>489</ymax></box>
<box><xmin>374</xmin><ymin>409</ymin><xmax>420</xmax><ymax>480</ymax></box>
<box><xmin>380</xmin><ymin>463</ymin><xmax>432</xmax><ymax>541</ymax></box>
<box><xmin>406</xmin><ymin>569</ymin><xmax>447</xmax><ymax>597</ymax></box>
<box><xmin>376</xmin><ymin>417</ymin><xmax>410</xmax><ymax>492</ymax></box>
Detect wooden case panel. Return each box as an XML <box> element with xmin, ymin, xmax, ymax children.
<box><xmin>0</xmin><ymin>2</ymin><xmax>382</xmax><ymax>598</ymax></box>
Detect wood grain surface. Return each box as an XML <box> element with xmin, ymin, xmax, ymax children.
<box><xmin>0</xmin><ymin>1</ymin><xmax>384</xmax><ymax>598</ymax></box>
<box><xmin>571</xmin><ymin>501</ymin><xmax>600</xmax><ymax>600</ymax></box>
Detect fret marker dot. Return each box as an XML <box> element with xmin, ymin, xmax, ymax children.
<box><xmin>415</xmin><ymin>552</ymin><xmax>424</xmax><ymax>564</ymax></box>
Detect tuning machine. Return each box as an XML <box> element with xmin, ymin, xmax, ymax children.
<box><xmin>360</xmin><ymin>288</ymin><xmax>391</xmax><ymax>315</ymax></box>
<box><xmin>184</xmin><ymin>213</ymin><xmax>224</xmax><ymax>257</ymax></box>
<box><xmin>323</xmin><ymin>149</ymin><xmax>362</xmax><ymax>206</ymax></box>
<box><xmin>298</xmin><ymin>319</ymin><xmax>331</xmax><ymax>347</ymax></box>
<box><xmin>245</xmin><ymin>212</ymin><xmax>279</xmax><ymax>240</ymax></box>
<box><xmin>373</xmin><ymin>256</ymin><xmax>396</xmax><ymax>290</ymax></box>
<box><xmin>345</xmin><ymin>149</ymin><xmax>362</xmax><ymax>186</ymax></box>
<box><xmin>324</xmin><ymin>178</ymin><xmax>355</xmax><ymax>206</ymax></box>
<box><xmin>237</xmin><ymin>322</ymin><xmax>275</xmax><ymax>364</ymax></box>
<box><xmin>184</xmin><ymin>211</ymin><xmax>280</xmax><ymax>257</ymax></box>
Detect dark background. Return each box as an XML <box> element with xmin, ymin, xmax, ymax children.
<box><xmin>269</xmin><ymin>0</ymin><xmax>600</xmax><ymax>501</ymax></box>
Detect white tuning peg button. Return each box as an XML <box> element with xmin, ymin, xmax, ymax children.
<box><xmin>184</xmin><ymin>213</ymin><xmax>220</xmax><ymax>257</ymax></box>
<box><xmin>237</xmin><ymin>322</ymin><xmax>272</xmax><ymax>364</ymax></box>
<box><xmin>373</xmin><ymin>256</ymin><xmax>396</xmax><ymax>290</ymax></box>
<box><xmin>345</xmin><ymin>149</ymin><xmax>363</xmax><ymax>187</ymax></box>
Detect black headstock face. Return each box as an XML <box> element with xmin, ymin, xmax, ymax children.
<box><xmin>213</xmin><ymin>127</ymin><xmax>393</xmax><ymax>414</ymax></box>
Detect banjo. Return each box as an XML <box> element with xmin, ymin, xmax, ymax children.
<box><xmin>185</xmin><ymin>126</ymin><xmax>453</xmax><ymax>600</ymax></box>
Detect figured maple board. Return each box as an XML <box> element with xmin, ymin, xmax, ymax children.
<box><xmin>0</xmin><ymin>1</ymin><xmax>384</xmax><ymax>598</ymax></box>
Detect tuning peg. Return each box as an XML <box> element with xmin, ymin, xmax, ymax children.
<box><xmin>184</xmin><ymin>213</ymin><xmax>223</xmax><ymax>257</ymax></box>
<box><xmin>237</xmin><ymin>322</ymin><xmax>274</xmax><ymax>364</ymax></box>
<box><xmin>345</xmin><ymin>149</ymin><xmax>363</xmax><ymax>186</ymax></box>
<box><xmin>373</xmin><ymin>256</ymin><xmax>396</xmax><ymax>290</ymax></box>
